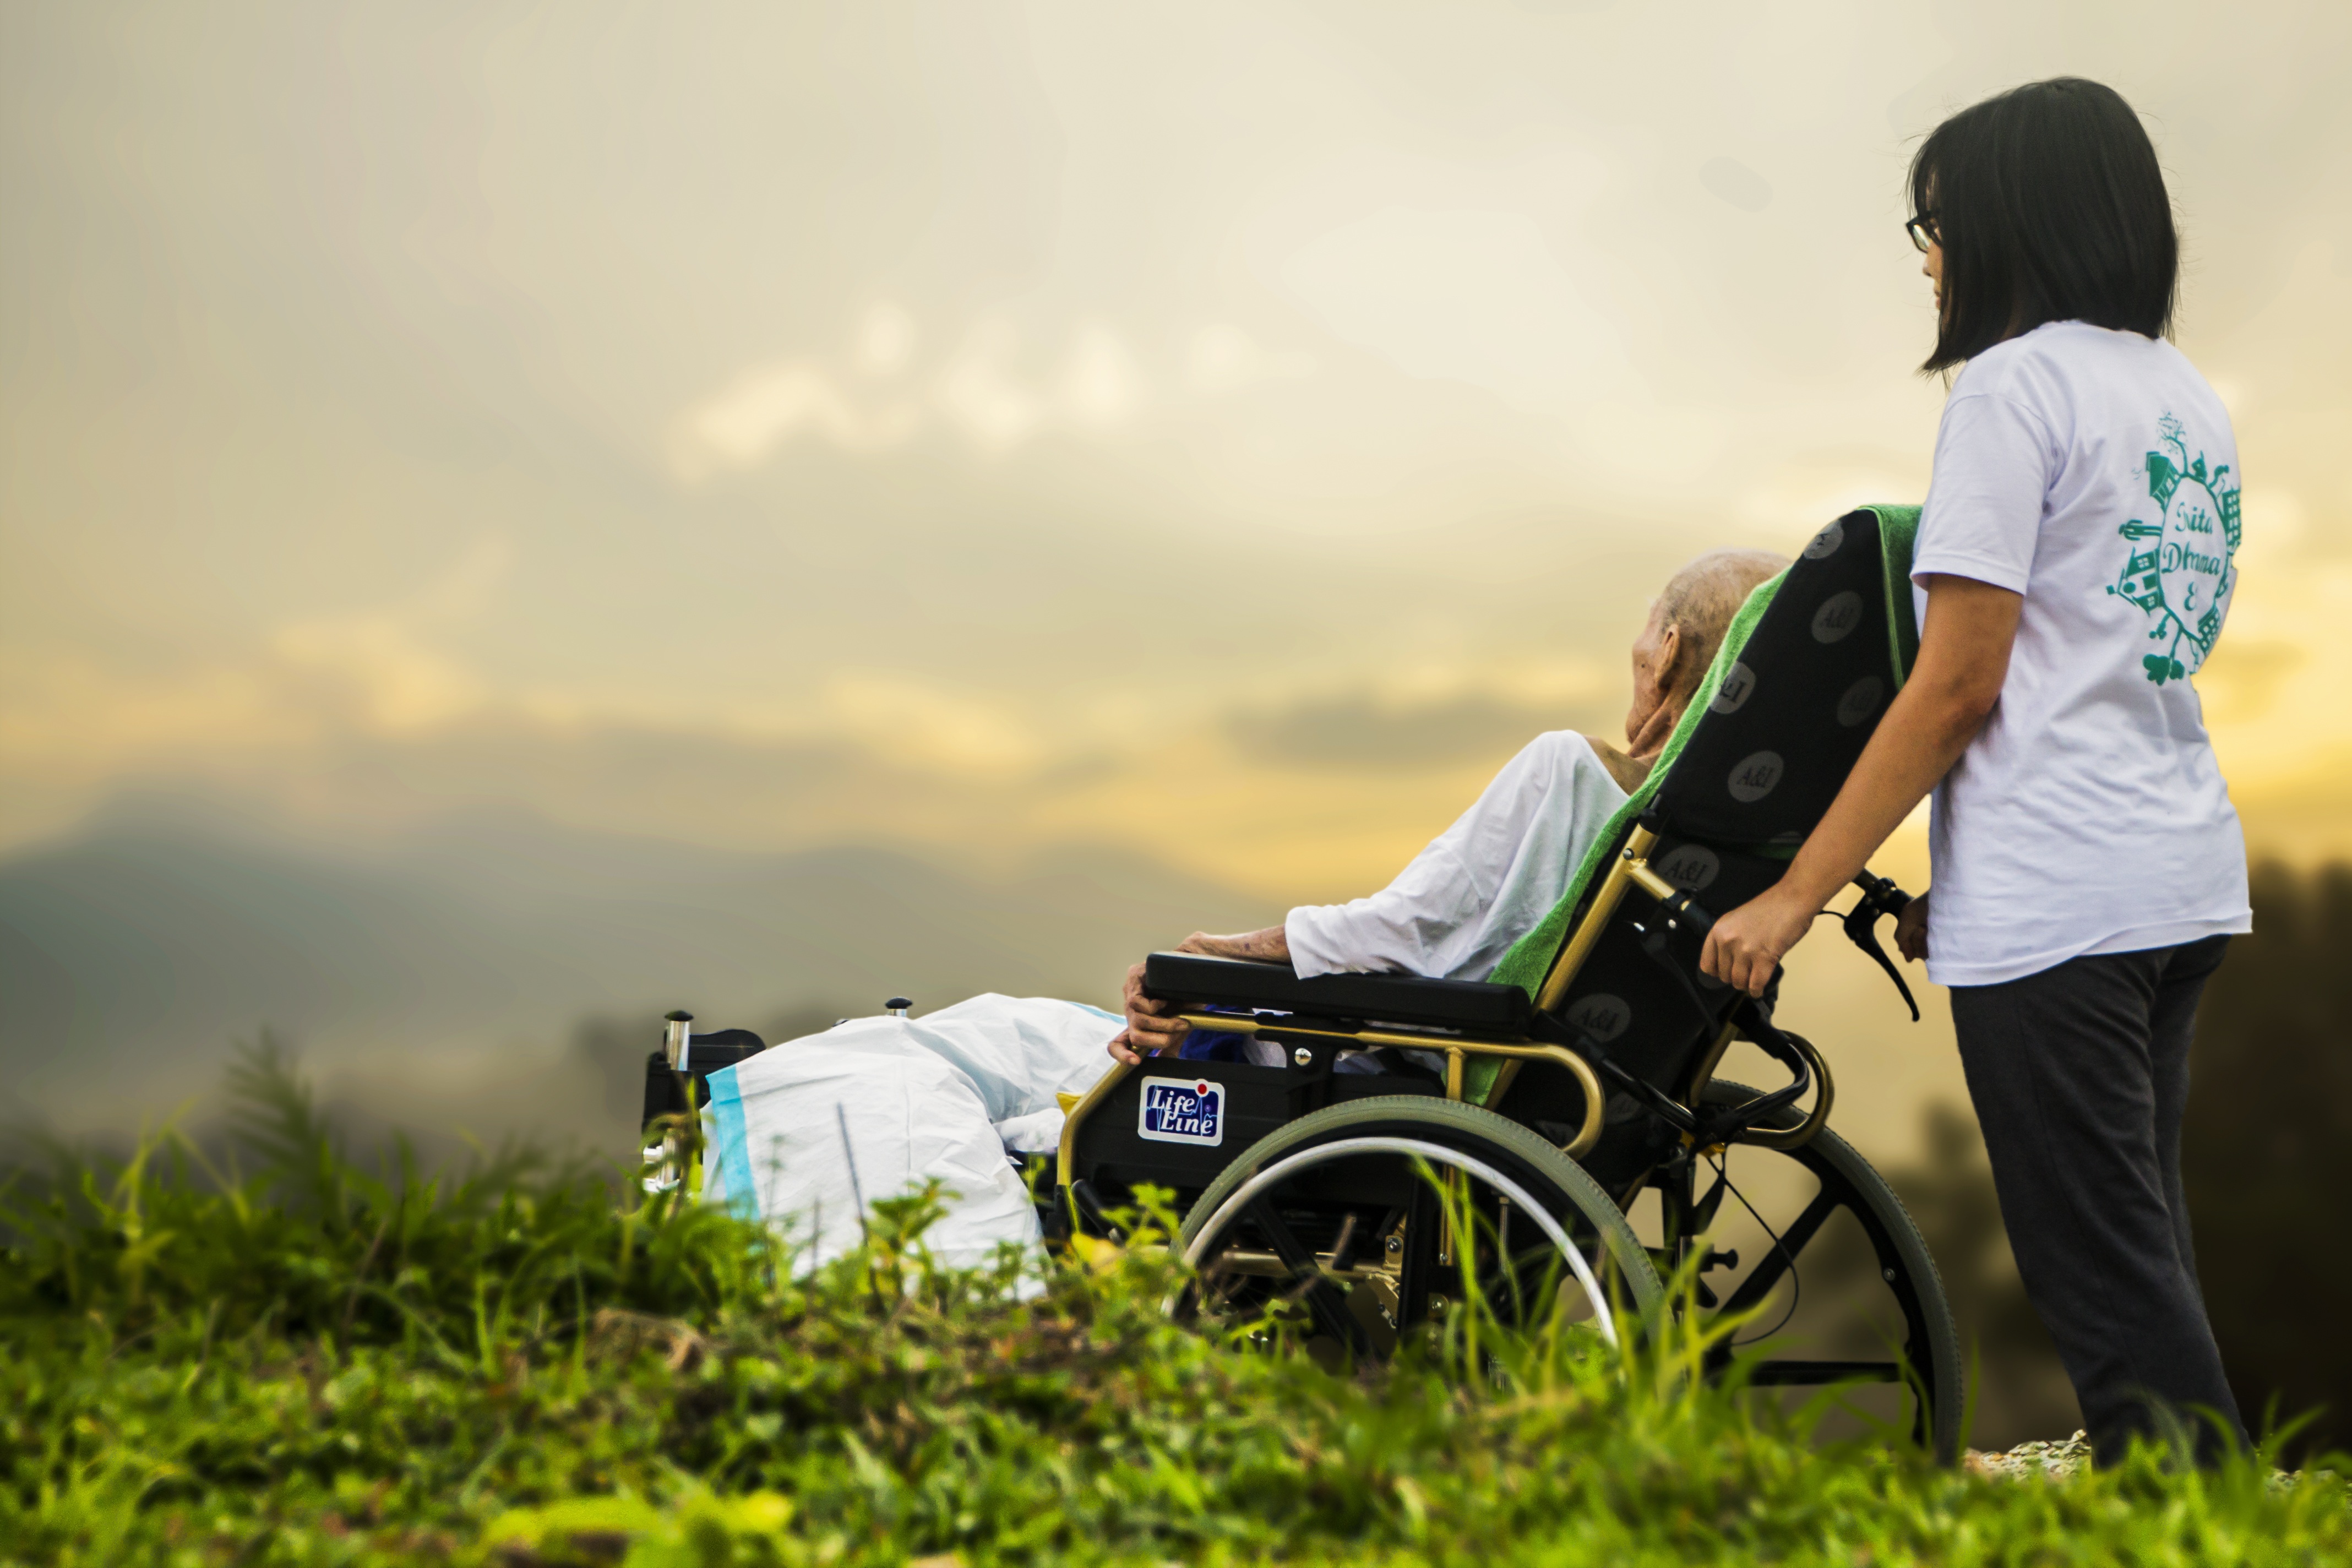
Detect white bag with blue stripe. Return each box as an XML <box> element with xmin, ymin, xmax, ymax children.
<box><xmin>699</xmin><ymin>994</ymin><xmax>1120</xmax><ymax>1270</ymax></box>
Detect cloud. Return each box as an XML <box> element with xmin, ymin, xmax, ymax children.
<box><xmin>666</xmin><ymin>307</ymin><xmax>1315</xmax><ymax>474</ymax></box>
<box><xmin>667</xmin><ymin>360</ymin><xmax>922</xmax><ymax>475</ymax></box>
<box><xmin>1226</xmin><ymin>687</ymin><xmax>1609</xmax><ymax>771</ymax></box>
<box><xmin>0</xmin><ymin>636</ymin><xmax>1592</xmax><ymax>902</ymax></box>
<box><xmin>0</xmin><ymin>655</ymin><xmax>296</xmax><ymax>771</ymax></box>
<box><xmin>7</xmin><ymin>0</ymin><xmax>2350</xmax><ymax>903</ymax></box>
<box><xmin>1733</xmin><ymin>456</ymin><xmax>1935</xmax><ymax>542</ymax></box>
<box><xmin>2196</xmin><ymin>638</ymin><xmax>2307</xmax><ymax>725</ymax></box>
<box><xmin>1698</xmin><ymin>156</ymin><xmax>1773</xmax><ymax>213</ymax></box>
<box><xmin>1279</xmin><ymin>206</ymin><xmax>1632</xmax><ymax>414</ymax></box>
<box><xmin>1059</xmin><ymin>323</ymin><xmax>1144</xmax><ymax>428</ymax></box>
<box><xmin>932</xmin><ymin>317</ymin><xmax>1047</xmax><ymax>450</ymax></box>
<box><xmin>1185</xmin><ymin>324</ymin><xmax>1315</xmax><ymax>395</ymax></box>
<box><xmin>852</xmin><ymin>302</ymin><xmax>919</xmax><ymax>378</ymax></box>
<box><xmin>271</xmin><ymin>616</ymin><xmax>484</xmax><ymax>732</ymax></box>
<box><xmin>819</xmin><ymin>672</ymin><xmax>1044</xmax><ymax>775</ymax></box>
<box><xmin>0</xmin><ymin>540</ymin><xmax>524</xmax><ymax>843</ymax></box>
<box><xmin>270</xmin><ymin>536</ymin><xmax>513</xmax><ymax>732</ymax></box>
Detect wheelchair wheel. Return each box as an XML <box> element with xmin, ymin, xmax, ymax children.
<box><xmin>1176</xmin><ymin>1096</ymin><xmax>1662</xmax><ymax>1366</ymax></box>
<box><xmin>1674</xmin><ymin>1080</ymin><xmax>1963</xmax><ymax>1464</ymax></box>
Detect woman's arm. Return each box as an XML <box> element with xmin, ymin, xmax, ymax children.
<box><xmin>1699</xmin><ymin>574</ymin><xmax>2023</xmax><ymax>996</ymax></box>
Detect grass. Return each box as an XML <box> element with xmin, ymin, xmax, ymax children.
<box><xmin>2</xmin><ymin>1046</ymin><xmax>2346</xmax><ymax>1566</ymax></box>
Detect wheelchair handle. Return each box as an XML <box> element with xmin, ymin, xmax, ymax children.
<box><xmin>1842</xmin><ymin>872</ymin><xmax>1920</xmax><ymax>1022</ymax></box>
<box><xmin>1851</xmin><ymin>869</ymin><xmax>1912</xmax><ymax>918</ymax></box>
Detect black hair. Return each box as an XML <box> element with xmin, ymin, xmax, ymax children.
<box><xmin>1909</xmin><ymin>78</ymin><xmax>2177</xmax><ymax>372</ymax></box>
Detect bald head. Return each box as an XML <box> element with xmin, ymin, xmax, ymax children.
<box><xmin>1654</xmin><ymin>548</ymin><xmax>1788</xmax><ymax>692</ymax></box>
<box><xmin>1621</xmin><ymin>547</ymin><xmax>1788</xmax><ymax>759</ymax></box>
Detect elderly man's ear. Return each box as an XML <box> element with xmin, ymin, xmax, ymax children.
<box><xmin>1624</xmin><ymin>609</ymin><xmax>1685</xmax><ymax>759</ymax></box>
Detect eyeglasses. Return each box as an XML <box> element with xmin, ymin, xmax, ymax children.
<box><xmin>1906</xmin><ymin>212</ymin><xmax>1940</xmax><ymax>253</ymax></box>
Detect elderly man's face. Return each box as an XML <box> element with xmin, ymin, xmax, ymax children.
<box><xmin>1624</xmin><ymin>600</ymin><xmax>1684</xmax><ymax>751</ymax></box>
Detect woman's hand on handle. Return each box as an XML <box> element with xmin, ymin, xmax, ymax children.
<box><xmin>1895</xmin><ymin>890</ymin><xmax>1930</xmax><ymax>963</ymax></box>
<box><xmin>1700</xmin><ymin>881</ymin><xmax>1821</xmax><ymax>999</ymax></box>
<box><xmin>1699</xmin><ymin>575</ymin><xmax>2019</xmax><ymax>997</ymax></box>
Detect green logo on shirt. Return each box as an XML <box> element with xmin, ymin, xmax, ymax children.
<box><xmin>2109</xmin><ymin>413</ymin><xmax>2240</xmax><ymax>685</ymax></box>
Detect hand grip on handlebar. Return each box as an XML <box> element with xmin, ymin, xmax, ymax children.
<box><xmin>1843</xmin><ymin>870</ymin><xmax>1920</xmax><ymax>1022</ymax></box>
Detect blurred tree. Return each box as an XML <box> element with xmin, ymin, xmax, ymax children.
<box><xmin>2184</xmin><ymin>861</ymin><xmax>2352</xmax><ymax>1463</ymax></box>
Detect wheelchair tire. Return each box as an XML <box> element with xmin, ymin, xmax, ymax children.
<box><xmin>1694</xmin><ymin>1080</ymin><xmax>1964</xmax><ymax>1466</ymax></box>
<box><xmin>1178</xmin><ymin>1095</ymin><xmax>1663</xmax><ymax>1361</ymax></box>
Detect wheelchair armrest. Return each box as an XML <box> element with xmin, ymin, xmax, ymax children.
<box><xmin>1141</xmin><ymin>951</ymin><xmax>1534</xmax><ymax>1033</ymax></box>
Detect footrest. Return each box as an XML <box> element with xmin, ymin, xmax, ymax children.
<box><xmin>1142</xmin><ymin>951</ymin><xmax>1533</xmax><ymax>1032</ymax></box>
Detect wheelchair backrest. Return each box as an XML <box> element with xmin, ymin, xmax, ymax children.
<box><xmin>1502</xmin><ymin>507</ymin><xmax>1918</xmax><ymax>1113</ymax></box>
<box><xmin>1646</xmin><ymin>509</ymin><xmax>1919</xmax><ymax>847</ymax></box>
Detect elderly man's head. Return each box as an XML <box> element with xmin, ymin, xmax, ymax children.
<box><xmin>1625</xmin><ymin>548</ymin><xmax>1788</xmax><ymax>751</ymax></box>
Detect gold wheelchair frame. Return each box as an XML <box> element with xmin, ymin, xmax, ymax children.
<box><xmin>1055</xmin><ymin>823</ymin><xmax>1842</xmax><ymax>1191</ymax></box>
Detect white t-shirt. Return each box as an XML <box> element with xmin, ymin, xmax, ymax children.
<box><xmin>1913</xmin><ymin>320</ymin><xmax>2250</xmax><ymax>987</ymax></box>
<box><xmin>1286</xmin><ymin>730</ymin><xmax>1629</xmax><ymax>981</ymax></box>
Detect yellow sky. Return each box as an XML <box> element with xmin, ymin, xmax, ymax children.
<box><xmin>4</xmin><ymin>0</ymin><xmax>2349</xmax><ymax>905</ymax></box>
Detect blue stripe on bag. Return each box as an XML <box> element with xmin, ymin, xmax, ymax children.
<box><xmin>703</xmin><ymin>1064</ymin><xmax>759</xmax><ymax>1218</ymax></box>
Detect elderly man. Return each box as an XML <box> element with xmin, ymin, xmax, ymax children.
<box><xmin>706</xmin><ymin>547</ymin><xmax>1785</xmax><ymax>1263</ymax></box>
<box><xmin>1110</xmin><ymin>547</ymin><xmax>1787</xmax><ymax>1064</ymax></box>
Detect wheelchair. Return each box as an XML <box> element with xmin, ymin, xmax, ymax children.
<box><xmin>639</xmin><ymin>507</ymin><xmax>1962</xmax><ymax>1461</ymax></box>
<box><xmin>1049</xmin><ymin>505</ymin><xmax>1963</xmax><ymax>1461</ymax></box>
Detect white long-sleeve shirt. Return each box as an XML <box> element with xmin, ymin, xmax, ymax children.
<box><xmin>1284</xmin><ymin>731</ymin><xmax>1630</xmax><ymax>982</ymax></box>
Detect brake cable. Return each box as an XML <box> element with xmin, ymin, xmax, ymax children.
<box><xmin>1706</xmin><ymin>1148</ymin><xmax>1804</xmax><ymax>1347</ymax></box>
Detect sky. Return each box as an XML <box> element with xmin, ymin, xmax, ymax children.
<box><xmin>5</xmin><ymin>0</ymin><xmax>2350</xmax><ymax>905</ymax></box>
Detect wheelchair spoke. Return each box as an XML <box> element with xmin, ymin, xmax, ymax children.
<box><xmin>1393</xmin><ymin>1178</ymin><xmax>1441</xmax><ymax>1332</ymax></box>
<box><xmin>1162</xmin><ymin>1097</ymin><xmax>1664</xmax><ymax>1389</ymax></box>
<box><xmin>1243</xmin><ymin>1197</ymin><xmax>1367</xmax><ymax>1356</ymax></box>
<box><xmin>1713</xmin><ymin>1184</ymin><xmax>1839</xmax><ymax>1321</ymax></box>
<box><xmin>1667</xmin><ymin>1080</ymin><xmax>1967</xmax><ymax>1464</ymax></box>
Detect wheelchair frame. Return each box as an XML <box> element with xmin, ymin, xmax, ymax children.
<box><xmin>1048</xmin><ymin>507</ymin><xmax>1962</xmax><ymax>1460</ymax></box>
<box><xmin>1049</xmin><ymin>859</ymin><xmax>1952</xmax><ymax>1460</ymax></box>
<box><xmin>1054</xmin><ymin>820</ymin><xmax>1847</xmax><ymax>1198</ymax></box>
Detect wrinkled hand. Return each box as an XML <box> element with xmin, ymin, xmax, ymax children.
<box><xmin>1894</xmin><ymin>890</ymin><xmax>1930</xmax><ymax>963</ymax></box>
<box><xmin>1699</xmin><ymin>883</ymin><xmax>1819</xmax><ymax>998</ymax></box>
<box><xmin>1108</xmin><ymin>958</ymin><xmax>1189</xmax><ymax>1065</ymax></box>
<box><xmin>1106</xmin><ymin>926</ymin><xmax>1290</xmax><ymax>1065</ymax></box>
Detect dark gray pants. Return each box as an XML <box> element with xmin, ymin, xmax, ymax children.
<box><xmin>1951</xmin><ymin>934</ymin><xmax>2246</xmax><ymax>1464</ymax></box>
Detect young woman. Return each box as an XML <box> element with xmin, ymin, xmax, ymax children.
<box><xmin>1701</xmin><ymin>78</ymin><xmax>2250</xmax><ymax>1465</ymax></box>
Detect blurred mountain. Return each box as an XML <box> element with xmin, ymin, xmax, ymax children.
<box><xmin>0</xmin><ymin>794</ymin><xmax>1278</xmax><ymax>1140</ymax></box>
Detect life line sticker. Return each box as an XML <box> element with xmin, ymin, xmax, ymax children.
<box><xmin>1137</xmin><ymin>1076</ymin><xmax>1226</xmax><ymax>1146</ymax></box>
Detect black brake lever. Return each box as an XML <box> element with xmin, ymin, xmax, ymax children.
<box><xmin>1843</xmin><ymin>871</ymin><xmax>1920</xmax><ymax>1022</ymax></box>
